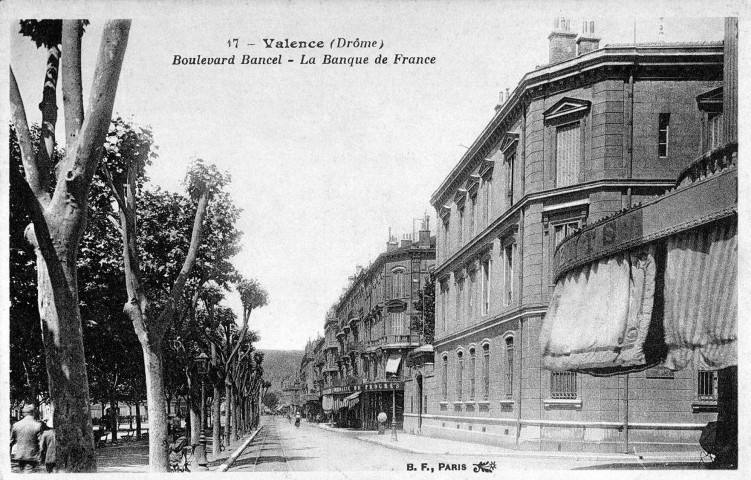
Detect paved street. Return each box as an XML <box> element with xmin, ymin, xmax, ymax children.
<box><xmin>227</xmin><ymin>416</ymin><xmax>624</xmax><ymax>473</ymax></box>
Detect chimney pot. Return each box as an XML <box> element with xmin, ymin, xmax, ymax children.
<box><xmin>549</xmin><ymin>17</ymin><xmax>577</xmax><ymax>64</ymax></box>
<box><xmin>576</xmin><ymin>20</ymin><xmax>600</xmax><ymax>56</ymax></box>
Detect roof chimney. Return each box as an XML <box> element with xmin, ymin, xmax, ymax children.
<box><xmin>400</xmin><ymin>233</ymin><xmax>413</xmax><ymax>248</ymax></box>
<box><xmin>386</xmin><ymin>228</ymin><xmax>399</xmax><ymax>252</ymax></box>
<box><xmin>548</xmin><ymin>17</ymin><xmax>577</xmax><ymax>64</ymax></box>
<box><xmin>576</xmin><ymin>20</ymin><xmax>600</xmax><ymax>56</ymax></box>
<box><xmin>494</xmin><ymin>90</ymin><xmax>505</xmax><ymax>112</ymax></box>
<box><xmin>418</xmin><ymin>214</ymin><xmax>431</xmax><ymax>247</ymax></box>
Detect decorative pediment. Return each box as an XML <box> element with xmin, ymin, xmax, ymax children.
<box><xmin>543</xmin><ymin>97</ymin><xmax>591</xmax><ymax>122</ymax></box>
<box><xmin>385</xmin><ymin>299</ymin><xmax>407</xmax><ymax>313</ymax></box>
<box><xmin>454</xmin><ymin>188</ymin><xmax>468</xmax><ymax>207</ymax></box>
<box><xmin>696</xmin><ymin>87</ymin><xmax>723</xmax><ymax>113</ymax></box>
<box><xmin>500</xmin><ymin>132</ymin><xmax>520</xmax><ymax>155</ymax></box>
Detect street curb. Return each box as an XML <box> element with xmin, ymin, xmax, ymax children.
<box><xmin>355</xmin><ymin>436</ymin><xmax>702</xmax><ymax>464</ymax></box>
<box><xmin>216</xmin><ymin>426</ymin><xmax>263</xmax><ymax>472</ymax></box>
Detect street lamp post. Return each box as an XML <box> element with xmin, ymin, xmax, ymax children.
<box><xmin>194</xmin><ymin>352</ymin><xmax>210</xmax><ymax>471</ymax></box>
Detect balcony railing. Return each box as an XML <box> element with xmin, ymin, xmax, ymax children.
<box><xmin>363</xmin><ymin>334</ymin><xmax>421</xmax><ymax>349</ymax></box>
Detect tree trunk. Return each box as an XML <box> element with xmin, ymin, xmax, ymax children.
<box><xmin>142</xmin><ymin>343</ymin><xmax>169</xmax><ymax>472</ymax></box>
<box><xmin>189</xmin><ymin>399</ymin><xmax>200</xmax><ymax>446</ymax></box>
<box><xmin>225</xmin><ymin>382</ymin><xmax>233</xmax><ymax>447</ymax></box>
<box><xmin>212</xmin><ymin>384</ymin><xmax>221</xmax><ymax>459</ymax></box>
<box><xmin>30</xmin><ymin>230</ymin><xmax>96</xmax><ymax>472</ymax></box>
<box><xmin>135</xmin><ymin>402</ymin><xmax>142</xmax><ymax>439</ymax></box>
<box><xmin>110</xmin><ymin>399</ymin><xmax>118</xmax><ymax>443</ymax></box>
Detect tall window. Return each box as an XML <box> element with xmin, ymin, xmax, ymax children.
<box><xmin>469</xmin><ymin>348</ymin><xmax>476</xmax><ymax>400</ymax></box>
<box><xmin>503</xmin><ymin>243</ymin><xmax>515</xmax><ymax>306</ymax></box>
<box><xmin>393</xmin><ymin>270</ymin><xmax>404</xmax><ymax>297</ymax></box>
<box><xmin>440</xmin><ymin>281</ymin><xmax>449</xmax><ymax>332</ymax></box>
<box><xmin>443</xmin><ymin>219</ymin><xmax>450</xmax><ymax>258</ymax></box>
<box><xmin>698</xmin><ymin>370</ymin><xmax>718</xmax><ymax>400</ymax></box>
<box><xmin>442</xmin><ymin>356</ymin><xmax>448</xmax><ymax>400</ymax></box>
<box><xmin>708</xmin><ymin>112</ymin><xmax>723</xmax><ymax>150</ymax></box>
<box><xmin>391</xmin><ymin>311</ymin><xmax>404</xmax><ymax>335</ymax></box>
<box><xmin>505</xmin><ymin>337</ymin><xmax>514</xmax><ymax>398</ymax></box>
<box><xmin>482</xmin><ymin>344</ymin><xmax>490</xmax><ymax>400</ymax></box>
<box><xmin>481</xmin><ymin>259</ymin><xmax>491</xmax><ymax>315</ymax></box>
<box><xmin>456</xmin><ymin>276</ymin><xmax>464</xmax><ymax>327</ymax></box>
<box><xmin>468</xmin><ymin>270</ymin><xmax>476</xmax><ymax>319</ymax></box>
<box><xmin>456</xmin><ymin>351</ymin><xmax>464</xmax><ymax>400</ymax></box>
<box><xmin>554</xmin><ymin>220</ymin><xmax>580</xmax><ymax>247</ymax></box>
<box><xmin>483</xmin><ymin>179</ymin><xmax>492</xmax><ymax>226</ymax></box>
<box><xmin>458</xmin><ymin>207</ymin><xmax>464</xmax><ymax>246</ymax></box>
<box><xmin>555</xmin><ymin>122</ymin><xmax>581</xmax><ymax>187</ymax></box>
<box><xmin>551</xmin><ymin>371</ymin><xmax>577</xmax><ymax>399</ymax></box>
<box><xmin>506</xmin><ymin>151</ymin><xmax>515</xmax><ymax>206</ymax></box>
<box><xmin>658</xmin><ymin>113</ymin><xmax>670</xmax><ymax>158</ymax></box>
<box><xmin>470</xmin><ymin>195</ymin><xmax>477</xmax><ymax>236</ymax></box>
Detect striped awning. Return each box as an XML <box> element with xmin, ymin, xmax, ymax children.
<box><xmin>343</xmin><ymin>391</ymin><xmax>360</xmax><ymax>408</ymax></box>
<box><xmin>663</xmin><ymin>220</ymin><xmax>737</xmax><ymax>370</ymax></box>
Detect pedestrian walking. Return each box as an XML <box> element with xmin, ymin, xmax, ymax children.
<box><xmin>10</xmin><ymin>404</ymin><xmax>42</xmax><ymax>473</ymax></box>
<box><xmin>40</xmin><ymin>416</ymin><xmax>56</xmax><ymax>473</ymax></box>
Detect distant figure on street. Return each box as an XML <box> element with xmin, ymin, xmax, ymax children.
<box><xmin>10</xmin><ymin>404</ymin><xmax>42</xmax><ymax>473</ymax></box>
<box><xmin>40</xmin><ymin>416</ymin><xmax>56</xmax><ymax>473</ymax></box>
<box><xmin>377</xmin><ymin>412</ymin><xmax>387</xmax><ymax>435</ymax></box>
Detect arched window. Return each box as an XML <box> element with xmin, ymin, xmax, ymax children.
<box><xmin>505</xmin><ymin>337</ymin><xmax>514</xmax><ymax>398</ymax></box>
<box><xmin>469</xmin><ymin>348</ymin><xmax>476</xmax><ymax>400</ymax></box>
<box><xmin>482</xmin><ymin>343</ymin><xmax>490</xmax><ymax>400</ymax></box>
<box><xmin>456</xmin><ymin>351</ymin><xmax>464</xmax><ymax>401</ymax></box>
<box><xmin>442</xmin><ymin>355</ymin><xmax>448</xmax><ymax>400</ymax></box>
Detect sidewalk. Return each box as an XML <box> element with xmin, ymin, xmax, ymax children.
<box><xmin>317</xmin><ymin>423</ymin><xmax>705</xmax><ymax>465</ymax></box>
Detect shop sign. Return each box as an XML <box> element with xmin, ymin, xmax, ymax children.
<box><xmin>363</xmin><ymin>381</ymin><xmax>404</xmax><ymax>392</ymax></box>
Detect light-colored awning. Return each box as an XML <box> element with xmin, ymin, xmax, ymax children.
<box><xmin>322</xmin><ymin>395</ymin><xmax>333</xmax><ymax>412</ymax></box>
<box><xmin>662</xmin><ymin>220</ymin><xmax>737</xmax><ymax>371</ymax></box>
<box><xmin>541</xmin><ymin>245</ymin><xmax>657</xmax><ymax>374</ymax></box>
<box><xmin>386</xmin><ymin>354</ymin><xmax>403</xmax><ymax>375</ymax></box>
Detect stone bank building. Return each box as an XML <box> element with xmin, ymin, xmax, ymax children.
<box><xmin>404</xmin><ymin>19</ymin><xmax>728</xmax><ymax>452</ymax></box>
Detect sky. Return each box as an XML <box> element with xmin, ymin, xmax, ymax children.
<box><xmin>6</xmin><ymin>1</ymin><xmax>730</xmax><ymax>350</ymax></box>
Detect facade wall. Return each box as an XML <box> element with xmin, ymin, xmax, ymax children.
<box><xmin>428</xmin><ymin>42</ymin><xmax>722</xmax><ymax>452</ymax></box>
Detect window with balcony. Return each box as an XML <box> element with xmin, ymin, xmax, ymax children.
<box><xmin>551</xmin><ymin>371</ymin><xmax>577</xmax><ymax>399</ymax></box>
<box><xmin>456</xmin><ymin>351</ymin><xmax>464</xmax><ymax>401</ymax></box>
<box><xmin>658</xmin><ymin>113</ymin><xmax>670</xmax><ymax>158</ymax></box>
<box><xmin>391</xmin><ymin>311</ymin><xmax>404</xmax><ymax>335</ymax></box>
<box><xmin>469</xmin><ymin>348</ymin><xmax>476</xmax><ymax>401</ymax></box>
<box><xmin>482</xmin><ymin>343</ymin><xmax>490</xmax><ymax>400</ymax></box>
<box><xmin>481</xmin><ymin>259</ymin><xmax>491</xmax><ymax>315</ymax></box>
<box><xmin>505</xmin><ymin>337</ymin><xmax>514</xmax><ymax>398</ymax></box>
<box><xmin>556</xmin><ymin>122</ymin><xmax>581</xmax><ymax>187</ymax></box>
<box><xmin>553</xmin><ymin>220</ymin><xmax>581</xmax><ymax>247</ymax></box>
<box><xmin>442</xmin><ymin>355</ymin><xmax>448</xmax><ymax>400</ymax></box>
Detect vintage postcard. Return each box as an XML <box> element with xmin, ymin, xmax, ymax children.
<box><xmin>1</xmin><ymin>0</ymin><xmax>746</xmax><ymax>477</ymax></box>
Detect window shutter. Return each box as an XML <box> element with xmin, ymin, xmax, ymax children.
<box><xmin>556</xmin><ymin>123</ymin><xmax>581</xmax><ymax>187</ymax></box>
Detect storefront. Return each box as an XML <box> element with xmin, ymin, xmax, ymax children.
<box><xmin>361</xmin><ymin>381</ymin><xmax>404</xmax><ymax>430</ymax></box>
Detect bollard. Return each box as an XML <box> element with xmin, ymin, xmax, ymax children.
<box><xmin>390</xmin><ymin>420</ymin><xmax>398</xmax><ymax>441</ymax></box>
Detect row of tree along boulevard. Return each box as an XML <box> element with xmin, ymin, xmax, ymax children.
<box><xmin>10</xmin><ymin>19</ymin><xmax>271</xmax><ymax>472</ymax></box>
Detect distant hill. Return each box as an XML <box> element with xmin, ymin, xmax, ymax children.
<box><xmin>260</xmin><ymin>349</ymin><xmax>304</xmax><ymax>393</ymax></box>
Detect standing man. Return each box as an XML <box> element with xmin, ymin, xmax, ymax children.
<box><xmin>10</xmin><ymin>404</ymin><xmax>43</xmax><ymax>473</ymax></box>
<box><xmin>40</xmin><ymin>416</ymin><xmax>56</xmax><ymax>473</ymax></box>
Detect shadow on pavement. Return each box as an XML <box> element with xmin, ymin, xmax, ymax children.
<box><xmin>230</xmin><ymin>455</ymin><xmax>314</xmax><ymax>468</ymax></box>
<box><xmin>574</xmin><ymin>462</ymin><xmax>706</xmax><ymax>470</ymax></box>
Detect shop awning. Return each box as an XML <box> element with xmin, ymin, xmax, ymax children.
<box><xmin>662</xmin><ymin>220</ymin><xmax>737</xmax><ymax>371</ymax></box>
<box><xmin>386</xmin><ymin>354</ymin><xmax>403</xmax><ymax>375</ymax></box>
<box><xmin>343</xmin><ymin>391</ymin><xmax>360</xmax><ymax>408</ymax></box>
<box><xmin>332</xmin><ymin>396</ymin><xmax>343</xmax><ymax>412</ymax></box>
<box><xmin>541</xmin><ymin>245</ymin><xmax>657</xmax><ymax>374</ymax></box>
